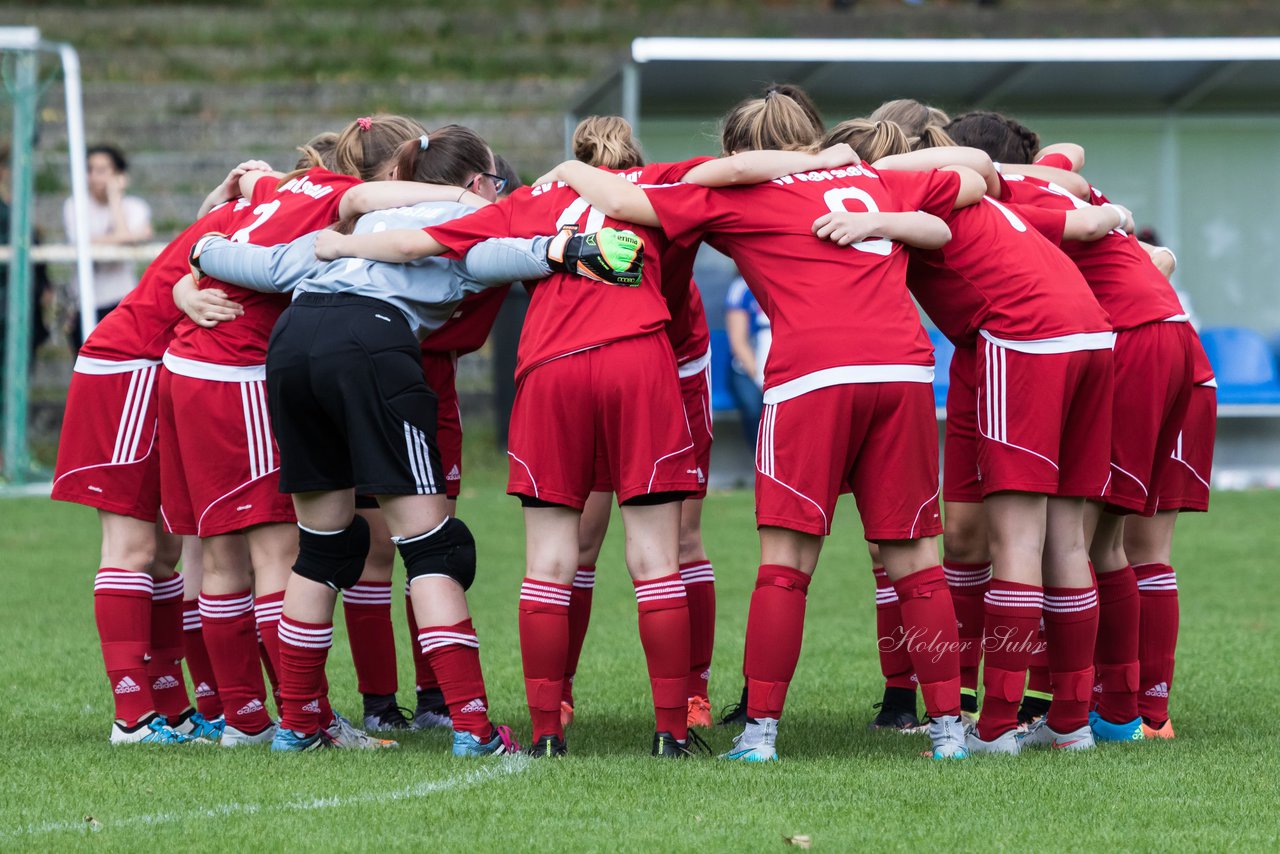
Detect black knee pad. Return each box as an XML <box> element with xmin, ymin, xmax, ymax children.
<box><xmin>398</xmin><ymin>517</ymin><xmax>476</xmax><ymax>591</ymax></box>
<box><xmin>292</xmin><ymin>515</ymin><xmax>371</xmax><ymax>590</ymax></box>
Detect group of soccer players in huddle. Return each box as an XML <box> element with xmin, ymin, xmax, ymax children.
<box><xmin>52</xmin><ymin>82</ymin><xmax>1210</xmax><ymax>761</ymax></box>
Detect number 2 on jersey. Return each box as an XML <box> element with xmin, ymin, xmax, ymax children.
<box><xmin>230</xmin><ymin>200</ymin><xmax>282</xmax><ymax>243</ymax></box>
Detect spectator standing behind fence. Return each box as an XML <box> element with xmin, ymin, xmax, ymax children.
<box><xmin>723</xmin><ymin>274</ymin><xmax>770</xmax><ymax>452</ymax></box>
<box><xmin>61</xmin><ymin>145</ymin><xmax>152</xmax><ymax>343</ymax></box>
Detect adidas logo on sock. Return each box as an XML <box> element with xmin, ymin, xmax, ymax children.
<box><xmin>195</xmin><ymin>682</ymin><xmax>215</xmax><ymax>697</ymax></box>
<box><xmin>700</xmin><ymin>668</ymin><xmax>711</xmax><ymax>681</ymax></box>
<box><xmin>459</xmin><ymin>698</ymin><xmax>487</xmax><ymax>714</ymax></box>
<box><xmin>1145</xmin><ymin>682</ymin><xmax>1169</xmax><ymax>698</ymax></box>
<box><xmin>152</xmin><ymin>675</ymin><xmax>181</xmax><ymax>691</ymax></box>
<box><xmin>237</xmin><ymin>699</ymin><xmax>265</xmax><ymax>716</ymax></box>
<box><xmin>301</xmin><ymin>699</ymin><xmax>321</xmax><ymax>713</ymax></box>
<box><xmin>114</xmin><ymin>676</ymin><xmax>141</xmax><ymax>695</ymax></box>
<box><xmin>1093</xmin><ymin>682</ymin><xmax>1103</xmax><ymax>694</ymax></box>
<box><xmin>446</xmin><ymin>465</ymin><xmax>461</xmax><ymax>481</ymax></box>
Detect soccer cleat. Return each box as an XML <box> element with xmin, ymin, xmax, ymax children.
<box><xmin>560</xmin><ymin>701</ymin><xmax>575</xmax><ymax>729</ymax></box>
<box><xmin>412</xmin><ymin>688</ymin><xmax>452</xmax><ymax>730</ymax></box>
<box><xmin>1089</xmin><ymin>711</ymin><xmax>1145</xmax><ymax>743</ymax></box>
<box><xmin>169</xmin><ymin>708</ymin><xmax>225</xmax><ymax>742</ymax></box>
<box><xmin>1020</xmin><ymin>719</ymin><xmax>1096</xmax><ymax>751</ymax></box>
<box><xmin>525</xmin><ymin>734</ymin><xmax>568</xmax><ymax>758</ymax></box>
<box><xmin>221</xmin><ymin>722</ymin><xmax>277</xmax><ymax>747</ymax></box>
<box><xmin>961</xmin><ymin>711</ymin><xmax>980</xmax><ymax>735</ymax></box>
<box><xmin>721</xmin><ymin>717</ymin><xmax>779</xmax><ymax>762</ymax></box>
<box><xmin>1141</xmin><ymin>719</ymin><xmax>1175</xmax><ymax>740</ymax></box>
<box><xmin>718</xmin><ymin>684</ymin><xmax>749</xmax><ymax>727</ymax></box>
<box><xmin>327</xmin><ymin>712</ymin><xmax>399</xmax><ymax>749</ymax></box>
<box><xmin>109</xmin><ymin>713</ymin><xmax>198</xmax><ymax>745</ymax></box>
<box><xmin>453</xmin><ymin>725</ymin><xmax>520</xmax><ymax>757</ymax></box>
<box><xmin>270</xmin><ymin>727</ymin><xmax>328</xmax><ymax>752</ymax></box>
<box><xmin>687</xmin><ymin>696</ymin><xmax>713</xmax><ymax>729</ymax></box>
<box><xmin>364</xmin><ymin>705</ymin><xmax>413</xmax><ymax>732</ymax></box>
<box><xmin>965</xmin><ymin>728</ymin><xmax>1021</xmax><ymax>756</ymax></box>
<box><xmin>927</xmin><ymin>715</ymin><xmax>969</xmax><ymax>760</ymax></box>
<box><xmin>868</xmin><ymin>702</ymin><xmax>924</xmax><ymax>734</ymax></box>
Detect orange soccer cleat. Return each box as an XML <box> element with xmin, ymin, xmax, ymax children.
<box><xmin>1141</xmin><ymin>719</ymin><xmax>1175</xmax><ymax>739</ymax></box>
<box><xmin>560</xmin><ymin>701</ymin><xmax>575</xmax><ymax>729</ymax></box>
<box><xmin>687</xmin><ymin>696</ymin><xmax>713</xmax><ymax>729</ymax></box>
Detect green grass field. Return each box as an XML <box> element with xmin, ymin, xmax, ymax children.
<box><xmin>2</xmin><ymin>476</ymin><xmax>1278</xmax><ymax>850</ymax></box>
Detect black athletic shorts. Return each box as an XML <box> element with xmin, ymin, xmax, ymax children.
<box><xmin>266</xmin><ymin>293</ymin><xmax>444</xmax><ymax>496</ymax></box>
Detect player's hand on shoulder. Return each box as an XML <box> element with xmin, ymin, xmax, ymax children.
<box><xmin>174</xmin><ymin>273</ymin><xmax>244</xmax><ymax>329</ymax></box>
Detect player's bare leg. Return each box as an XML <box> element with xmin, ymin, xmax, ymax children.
<box><xmin>1124</xmin><ymin>510</ymin><xmax>1180</xmax><ymax>737</ymax></box>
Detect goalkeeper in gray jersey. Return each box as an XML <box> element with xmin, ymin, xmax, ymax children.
<box><xmin>181</xmin><ymin>124</ymin><xmax>644</xmax><ymax>755</ymax></box>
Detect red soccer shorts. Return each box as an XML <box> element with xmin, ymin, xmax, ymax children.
<box><xmin>506</xmin><ymin>332</ymin><xmax>699</xmax><ymax>509</ymax></box>
<box><xmin>421</xmin><ymin>352</ymin><xmax>462</xmax><ymax>499</ymax></box>
<box><xmin>158</xmin><ymin>366</ymin><xmax>296</xmax><ymax>537</ymax></box>
<box><xmin>943</xmin><ymin>344</ymin><xmax>982</xmax><ymax>504</ymax></box>
<box><xmin>1106</xmin><ymin>322</ymin><xmax>1195</xmax><ymax>515</ymax></box>
<box><xmin>1149</xmin><ymin>381</ymin><xmax>1216</xmax><ymax>513</ymax></box>
<box><xmin>679</xmin><ymin>359</ymin><xmax>713</xmax><ymax>500</ymax></box>
<box><xmin>755</xmin><ymin>381</ymin><xmax>942</xmax><ymax>540</ymax></box>
<box><xmin>52</xmin><ymin>359</ymin><xmax>162</xmax><ymax>521</ymax></box>
<box><xmin>975</xmin><ymin>338</ymin><xmax>1113</xmax><ymax>499</ymax></box>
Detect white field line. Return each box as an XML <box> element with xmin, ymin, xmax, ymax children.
<box><xmin>1</xmin><ymin>754</ymin><xmax>530</xmax><ymax>839</ymax></box>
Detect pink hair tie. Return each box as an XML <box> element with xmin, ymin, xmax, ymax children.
<box><xmin>356</xmin><ymin>116</ymin><xmax>373</xmax><ymax>132</ymax></box>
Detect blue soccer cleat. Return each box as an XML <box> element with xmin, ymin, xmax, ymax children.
<box><xmin>453</xmin><ymin>725</ymin><xmax>520</xmax><ymax>757</ymax></box>
<box><xmin>927</xmin><ymin>715</ymin><xmax>970</xmax><ymax>760</ymax></box>
<box><xmin>171</xmin><ymin>709</ymin><xmax>225</xmax><ymax>742</ymax></box>
<box><xmin>1089</xmin><ymin>711</ymin><xmax>1145</xmax><ymax>743</ymax></box>
<box><xmin>270</xmin><ymin>727</ymin><xmax>329</xmax><ymax>752</ymax></box>
<box><xmin>109</xmin><ymin>713</ymin><xmax>197</xmax><ymax>745</ymax></box>
<box><xmin>720</xmin><ymin>718</ymin><xmax>779</xmax><ymax>762</ymax></box>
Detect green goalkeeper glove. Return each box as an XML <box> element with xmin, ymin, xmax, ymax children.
<box><xmin>546</xmin><ymin>225</ymin><xmax>644</xmax><ymax>287</ymax></box>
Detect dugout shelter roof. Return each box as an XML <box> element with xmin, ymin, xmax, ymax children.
<box><xmin>569</xmin><ymin>37</ymin><xmax>1280</xmax><ymax>126</ymax></box>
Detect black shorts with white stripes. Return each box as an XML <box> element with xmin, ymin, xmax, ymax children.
<box><xmin>265</xmin><ymin>293</ymin><xmax>444</xmax><ymax>496</ymax></box>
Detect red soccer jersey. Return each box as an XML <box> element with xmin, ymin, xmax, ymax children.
<box><xmin>645</xmin><ymin>164</ymin><xmax>960</xmax><ymax>396</ymax></box>
<box><xmin>78</xmin><ymin>200</ymin><xmax>247</xmax><ymax>362</ymax></box>
<box><xmin>617</xmin><ymin>159</ymin><xmax>714</xmax><ymax>364</ymax></box>
<box><xmin>1000</xmin><ymin>175</ymin><xmax>1186</xmax><ymax>331</ymax></box>
<box><xmin>424</xmin><ymin>182</ymin><xmax>670</xmax><ymax>381</ymax></box>
<box><xmin>166</xmin><ymin>168</ymin><xmax>360</xmax><ymax>366</ymax></box>
<box><xmin>908</xmin><ymin>196</ymin><xmax>1111</xmax><ymax>345</ymax></box>
<box><xmin>421</xmin><ymin>287</ymin><xmax>510</xmax><ymax>356</ymax></box>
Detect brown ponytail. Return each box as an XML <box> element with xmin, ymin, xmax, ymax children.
<box><xmin>823</xmin><ymin>118</ymin><xmax>910</xmax><ymax>162</ymax></box>
<box><xmin>333</xmin><ymin>114</ymin><xmax>427</xmax><ymax>180</ymax></box>
<box><xmin>721</xmin><ymin>88</ymin><xmax>822</xmax><ymax>155</ymax></box>
<box><xmin>292</xmin><ymin>131</ymin><xmax>339</xmax><ymax>171</ymax></box>
<box><xmin>390</xmin><ymin>124</ymin><xmax>493</xmax><ymax>188</ymax></box>
<box><xmin>572</xmin><ymin>116</ymin><xmax>645</xmax><ymax>170</ymax></box>
<box><xmin>915</xmin><ymin>124</ymin><xmax>957</xmax><ymax>151</ymax></box>
<box><xmin>944</xmin><ymin>110</ymin><xmax>1039</xmax><ymax>164</ymax></box>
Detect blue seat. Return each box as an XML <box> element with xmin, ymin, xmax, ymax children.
<box><xmin>709</xmin><ymin>328</ymin><xmax>736</xmax><ymax>412</ymax></box>
<box><xmin>929</xmin><ymin>329</ymin><xmax>955</xmax><ymax>410</ymax></box>
<box><xmin>1199</xmin><ymin>326</ymin><xmax>1280</xmax><ymax>405</ymax></box>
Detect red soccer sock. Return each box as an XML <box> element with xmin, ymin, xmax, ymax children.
<box><xmin>1026</xmin><ymin>622</ymin><xmax>1052</xmax><ymax>701</ymax></box>
<box><xmin>405</xmin><ymin>585</ymin><xmax>439</xmax><ymax>694</ymax></box>
<box><xmin>342</xmin><ymin>581</ymin><xmax>397</xmax><ymax>697</ymax></box>
<box><xmin>94</xmin><ymin>569</ymin><xmax>156</xmax><ymax>726</ymax></box>
<box><xmin>744</xmin><ymin>565</ymin><xmax>811</xmax><ymax>721</ymax></box>
<box><xmin>944</xmin><ymin>560</ymin><xmax>991</xmax><ymax>697</ymax></box>
<box><xmin>519</xmin><ymin>578</ymin><xmax>571</xmax><ymax>740</ymax></box>
<box><xmin>1043</xmin><ymin>585</ymin><xmax>1099</xmax><ymax>732</ymax></box>
<box><xmin>1134</xmin><ymin>563</ymin><xmax>1179</xmax><ymax>725</ymax></box>
<box><xmin>419</xmin><ymin>619</ymin><xmax>492</xmax><ymax>738</ymax></box>
<box><xmin>182</xmin><ymin>599</ymin><xmax>223</xmax><ymax>718</ymax></box>
<box><xmin>893</xmin><ymin>566</ymin><xmax>962</xmax><ymax>718</ymax></box>
<box><xmin>277</xmin><ymin>616</ymin><xmax>333</xmax><ymax>735</ymax></box>
<box><xmin>680</xmin><ymin>561</ymin><xmax>716</xmax><ymax>701</ymax></box>
<box><xmin>1094</xmin><ymin>566</ymin><xmax>1141</xmax><ymax>724</ymax></box>
<box><xmin>563</xmin><ymin>565</ymin><xmax>595</xmax><ymax>705</ymax></box>
<box><xmin>200</xmin><ymin>589</ymin><xmax>271</xmax><ymax>732</ymax></box>
<box><xmin>872</xmin><ymin>566</ymin><xmax>916</xmax><ymax>692</ymax></box>
<box><xmin>977</xmin><ymin>579</ymin><xmax>1043</xmax><ymax>741</ymax></box>
<box><xmin>634</xmin><ymin>573</ymin><xmax>691</xmax><ymax>740</ymax></box>
<box><xmin>255</xmin><ymin>590</ymin><xmax>285</xmax><ymax>710</ymax></box>
<box><xmin>147</xmin><ymin>573</ymin><xmax>190</xmax><ymax>718</ymax></box>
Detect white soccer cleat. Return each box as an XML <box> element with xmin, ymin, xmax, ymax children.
<box><xmin>221</xmin><ymin>722</ymin><xmax>277</xmax><ymax>747</ymax></box>
<box><xmin>927</xmin><ymin>715</ymin><xmax>969</xmax><ymax>760</ymax></box>
<box><xmin>720</xmin><ymin>717</ymin><xmax>779</xmax><ymax>762</ymax></box>
<box><xmin>1020</xmin><ymin>719</ymin><xmax>1096</xmax><ymax>752</ymax></box>
<box><xmin>965</xmin><ymin>727</ymin><xmax>1022</xmax><ymax>756</ymax></box>
<box><xmin>327</xmin><ymin>712</ymin><xmax>399</xmax><ymax>749</ymax></box>
<box><xmin>109</xmin><ymin>713</ymin><xmax>198</xmax><ymax>745</ymax></box>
